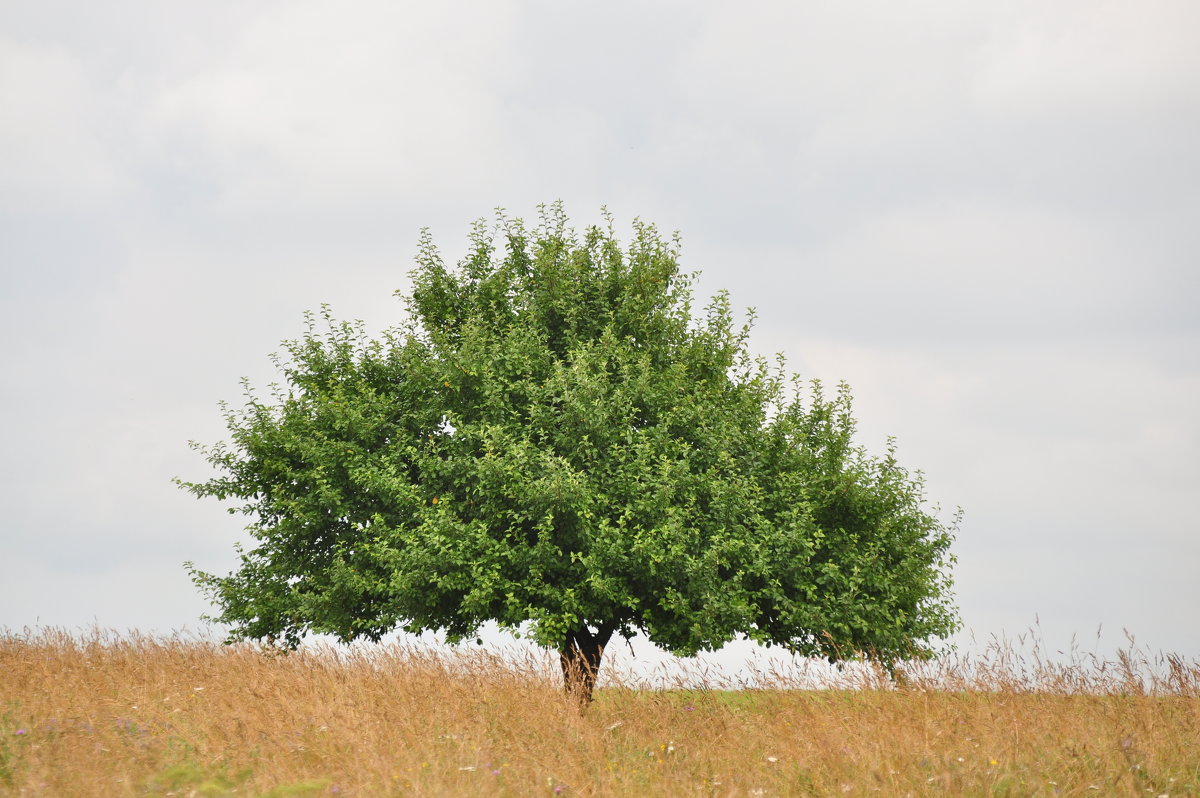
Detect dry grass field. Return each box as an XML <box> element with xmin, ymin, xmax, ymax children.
<box><xmin>2</xmin><ymin>629</ymin><xmax>1197</xmax><ymax>797</ymax></box>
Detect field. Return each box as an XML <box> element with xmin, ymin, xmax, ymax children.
<box><xmin>2</xmin><ymin>629</ymin><xmax>1197</xmax><ymax>797</ymax></box>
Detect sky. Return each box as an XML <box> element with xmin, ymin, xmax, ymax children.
<box><xmin>2</xmin><ymin>1</ymin><xmax>1198</xmax><ymax>674</ymax></box>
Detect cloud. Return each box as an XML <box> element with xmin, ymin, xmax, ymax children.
<box><xmin>1</xmin><ymin>551</ymin><xmax>215</xmax><ymax>635</ymax></box>
<box><xmin>969</xmin><ymin>0</ymin><xmax>1200</xmax><ymax>117</ymax></box>
<box><xmin>0</xmin><ymin>37</ymin><xmax>129</xmax><ymax>212</ymax></box>
<box><xmin>144</xmin><ymin>1</ymin><xmax>521</xmax><ymax>218</ymax></box>
<box><xmin>650</xmin><ymin>1</ymin><xmax>1200</xmax><ymax>250</ymax></box>
<box><xmin>782</xmin><ymin>334</ymin><xmax>1200</xmax><ymax>652</ymax></box>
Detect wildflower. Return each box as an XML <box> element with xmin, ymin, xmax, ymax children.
<box><xmin>491</xmin><ymin>769</ymin><xmax>501</xmax><ymax>776</ymax></box>
<box><xmin>683</xmin><ymin>705</ymin><xmax>695</xmax><ymax>711</ymax></box>
<box><xmin>989</xmin><ymin>759</ymin><xmax>998</xmax><ymax>766</ymax></box>
<box><xmin>14</xmin><ymin>729</ymin><xmax>27</xmax><ymax>736</ymax></box>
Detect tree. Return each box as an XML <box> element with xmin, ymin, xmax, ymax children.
<box><xmin>181</xmin><ymin>204</ymin><xmax>959</xmax><ymax>704</ymax></box>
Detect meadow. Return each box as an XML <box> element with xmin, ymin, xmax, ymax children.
<box><xmin>1</xmin><ymin>629</ymin><xmax>1197</xmax><ymax>796</ymax></box>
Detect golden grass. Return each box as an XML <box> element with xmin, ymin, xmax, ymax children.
<box><xmin>1</xmin><ymin>629</ymin><xmax>1198</xmax><ymax>797</ymax></box>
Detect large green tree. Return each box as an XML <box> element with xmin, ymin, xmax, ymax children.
<box><xmin>181</xmin><ymin>205</ymin><xmax>958</xmax><ymax>702</ymax></box>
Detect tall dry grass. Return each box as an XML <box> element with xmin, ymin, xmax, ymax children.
<box><xmin>1</xmin><ymin>628</ymin><xmax>1197</xmax><ymax>796</ymax></box>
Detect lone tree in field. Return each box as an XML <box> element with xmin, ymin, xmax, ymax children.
<box><xmin>182</xmin><ymin>204</ymin><xmax>958</xmax><ymax>703</ymax></box>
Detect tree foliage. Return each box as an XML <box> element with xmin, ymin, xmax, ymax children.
<box><xmin>181</xmin><ymin>204</ymin><xmax>958</xmax><ymax>700</ymax></box>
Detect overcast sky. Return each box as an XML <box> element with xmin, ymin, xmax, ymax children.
<box><xmin>3</xmin><ymin>1</ymin><xmax>1197</xmax><ymax>671</ymax></box>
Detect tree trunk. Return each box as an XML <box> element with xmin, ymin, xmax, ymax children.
<box><xmin>559</xmin><ymin>625</ymin><xmax>614</xmax><ymax>706</ymax></box>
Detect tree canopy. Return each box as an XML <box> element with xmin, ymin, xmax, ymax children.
<box><xmin>181</xmin><ymin>204</ymin><xmax>958</xmax><ymax>701</ymax></box>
